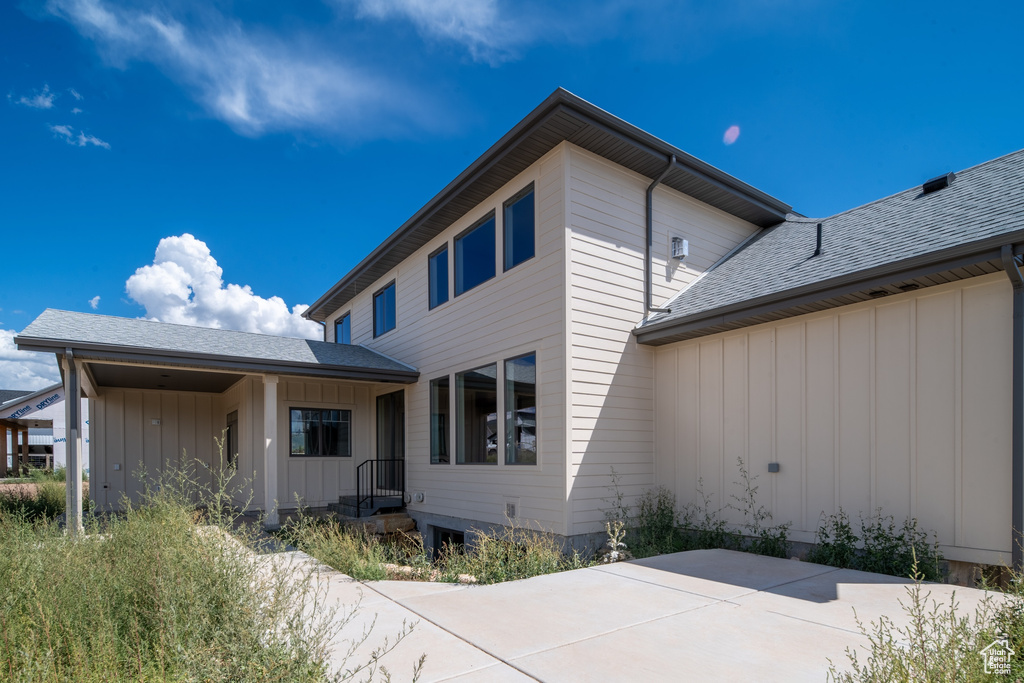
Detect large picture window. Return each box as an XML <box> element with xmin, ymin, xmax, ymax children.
<box><xmin>503</xmin><ymin>185</ymin><xmax>535</xmax><ymax>271</ymax></box>
<box><xmin>504</xmin><ymin>353</ymin><xmax>537</xmax><ymax>465</ymax></box>
<box><xmin>290</xmin><ymin>408</ymin><xmax>351</xmax><ymax>457</ymax></box>
<box><xmin>428</xmin><ymin>246</ymin><xmax>449</xmax><ymax>309</ymax></box>
<box><xmin>335</xmin><ymin>313</ymin><xmax>351</xmax><ymax>344</ymax></box>
<box><xmin>456</xmin><ymin>364</ymin><xmax>497</xmax><ymax>464</ymax></box>
<box><xmin>373</xmin><ymin>281</ymin><xmax>396</xmax><ymax>337</ymax></box>
<box><xmin>455</xmin><ymin>214</ymin><xmax>496</xmax><ymax>296</ymax></box>
<box><xmin>430</xmin><ymin>376</ymin><xmax>449</xmax><ymax>464</ymax></box>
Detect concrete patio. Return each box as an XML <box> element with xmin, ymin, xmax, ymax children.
<box><xmin>309</xmin><ymin>548</ymin><xmax>1001</xmax><ymax>681</ymax></box>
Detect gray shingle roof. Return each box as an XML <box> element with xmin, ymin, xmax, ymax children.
<box><xmin>637</xmin><ymin>148</ymin><xmax>1024</xmax><ymax>343</ymax></box>
<box><xmin>16</xmin><ymin>310</ymin><xmax>418</xmax><ymax>381</ymax></box>
<box><xmin>0</xmin><ymin>389</ymin><xmax>34</xmax><ymax>406</ymax></box>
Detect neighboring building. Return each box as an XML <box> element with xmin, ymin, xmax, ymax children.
<box><xmin>15</xmin><ymin>89</ymin><xmax>1024</xmax><ymax>569</ymax></box>
<box><xmin>0</xmin><ymin>384</ymin><xmax>90</xmax><ymax>473</ymax></box>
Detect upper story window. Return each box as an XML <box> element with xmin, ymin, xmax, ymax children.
<box><xmin>428</xmin><ymin>246</ymin><xmax>449</xmax><ymax>309</ymax></box>
<box><xmin>373</xmin><ymin>281</ymin><xmax>396</xmax><ymax>337</ymax></box>
<box><xmin>335</xmin><ymin>313</ymin><xmax>351</xmax><ymax>344</ymax></box>
<box><xmin>289</xmin><ymin>408</ymin><xmax>351</xmax><ymax>457</ymax></box>
<box><xmin>455</xmin><ymin>214</ymin><xmax>495</xmax><ymax>297</ymax></box>
<box><xmin>503</xmin><ymin>185</ymin><xmax>535</xmax><ymax>271</ymax></box>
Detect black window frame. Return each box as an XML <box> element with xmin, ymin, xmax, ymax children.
<box><xmin>335</xmin><ymin>312</ymin><xmax>351</xmax><ymax>344</ymax></box>
<box><xmin>504</xmin><ymin>352</ymin><xmax>537</xmax><ymax>466</ymax></box>
<box><xmin>373</xmin><ymin>280</ymin><xmax>397</xmax><ymax>338</ymax></box>
<box><xmin>454</xmin><ymin>212</ymin><xmax>497</xmax><ymax>297</ymax></box>
<box><xmin>289</xmin><ymin>407</ymin><xmax>352</xmax><ymax>458</ymax></box>
<box><xmin>430</xmin><ymin>375</ymin><xmax>450</xmax><ymax>465</ymax></box>
<box><xmin>428</xmin><ymin>245</ymin><xmax>449</xmax><ymax>310</ymax></box>
<box><xmin>503</xmin><ymin>183</ymin><xmax>536</xmax><ymax>272</ymax></box>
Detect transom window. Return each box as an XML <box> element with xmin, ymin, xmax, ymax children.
<box><xmin>503</xmin><ymin>185</ymin><xmax>535</xmax><ymax>271</ymax></box>
<box><xmin>455</xmin><ymin>214</ymin><xmax>496</xmax><ymax>297</ymax></box>
<box><xmin>289</xmin><ymin>408</ymin><xmax>351</xmax><ymax>457</ymax></box>
<box><xmin>335</xmin><ymin>313</ymin><xmax>351</xmax><ymax>344</ymax></box>
<box><xmin>428</xmin><ymin>246</ymin><xmax>448</xmax><ymax>309</ymax></box>
<box><xmin>373</xmin><ymin>281</ymin><xmax>396</xmax><ymax>337</ymax></box>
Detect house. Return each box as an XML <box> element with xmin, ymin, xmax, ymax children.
<box><xmin>0</xmin><ymin>383</ymin><xmax>90</xmax><ymax>474</ymax></box>
<box><xmin>15</xmin><ymin>89</ymin><xmax>1024</xmax><ymax>571</ymax></box>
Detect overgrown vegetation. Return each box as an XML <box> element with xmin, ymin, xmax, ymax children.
<box><xmin>808</xmin><ymin>508</ymin><xmax>943</xmax><ymax>581</ymax></box>
<box><xmin>0</xmin><ymin>460</ymin><xmax>421</xmax><ymax>682</ymax></box>
<box><xmin>280</xmin><ymin>510</ymin><xmax>587</xmax><ymax>585</ymax></box>
<box><xmin>826</xmin><ymin>552</ymin><xmax>1019</xmax><ymax>682</ymax></box>
<box><xmin>0</xmin><ymin>480</ymin><xmax>68</xmax><ymax>519</ymax></box>
<box><xmin>728</xmin><ymin>457</ymin><xmax>791</xmax><ymax>558</ymax></box>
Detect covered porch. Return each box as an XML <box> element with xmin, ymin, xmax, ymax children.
<box><xmin>15</xmin><ymin>309</ymin><xmax>418</xmax><ymax>532</ymax></box>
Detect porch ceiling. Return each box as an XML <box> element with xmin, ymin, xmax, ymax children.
<box><xmin>87</xmin><ymin>362</ymin><xmax>244</xmax><ymax>393</ymax></box>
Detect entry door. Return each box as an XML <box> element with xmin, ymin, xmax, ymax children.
<box><xmin>376</xmin><ymin>390</ymin><xmax>405</xmax><ymax>491</ymax></box>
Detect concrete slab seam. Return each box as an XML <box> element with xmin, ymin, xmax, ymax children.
<box><xmin>359</xmin><ymin>581</ymin><xmax>544</xmax><ymax>682</ymax></box>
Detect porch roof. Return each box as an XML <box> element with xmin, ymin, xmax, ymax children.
<box><xmin>16</xmin><ymin>310</ymin><xmax>419</xmax><ymax>387</ymax></box>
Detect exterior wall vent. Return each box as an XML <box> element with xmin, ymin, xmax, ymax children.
<box><xmin>922</xmin><ymin>172</ymin><xmax>955</xmax><ymax>195</ymax></box>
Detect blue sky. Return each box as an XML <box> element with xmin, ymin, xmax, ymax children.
<box><xmin>2</xmin><ymin>0</ymin><xmax>1022</xmax><ymax>387</ymax></box>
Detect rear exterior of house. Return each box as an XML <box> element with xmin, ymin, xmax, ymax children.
<box><xmin>17</xmin><ymin>89</ymin><xmax>1024</xmax><ymax>568</ymax></box>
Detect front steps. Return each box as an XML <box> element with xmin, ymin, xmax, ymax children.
<box><xmin>328</xmin><ymin>494</ymin><xmax>404</xmax><ymax>518</ymax></box>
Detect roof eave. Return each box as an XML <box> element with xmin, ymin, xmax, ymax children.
<box><xmin>303</xmin><ymin>88</ymin><xmax>792</xmax><ymax>322</ymax></box>
<box><xmin>14</xmin><ymin>337</ymin><xmax>420</xmax><ymax>384</ymax></box>
<box><xmin>635</xmin><ymin>232</ymin><xmax>1024</xmax><ymax>345</ymax></box>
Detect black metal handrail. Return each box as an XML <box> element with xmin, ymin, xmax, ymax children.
<box><xmin>355</xmin><ymin>458</ymin><xmax>405</xmax><ymax>517</ymax></box>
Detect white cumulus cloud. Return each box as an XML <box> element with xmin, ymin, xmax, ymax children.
<box><xmin>88</xmin><ymin>295</ymin><xmax>100</xmax><ymax>309</ymax></box>
<box><xmin>0</xmin><ymin>330</ymin><xmax>62</xmax><ymax>391</ymax></box>
<box><xmin>50</xmin><ymin>124</ymin><xmax>111</xmax><ymax>148</ymax></box>
<box><xmin>45</xmin><ymin>0</ymin><xmax>438</xmax><ymax>137</ymax></box>
<box><xmin>126</xmin><ymin>233</ymin><xmax>322</xmax><ymax>340</ymax></box>
<box><xmin>12</xmin><ymin>84</ymin><xmax>56</xmax><ymax>109</ymax></box>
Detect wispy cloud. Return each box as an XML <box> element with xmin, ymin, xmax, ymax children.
<box><xmin>72</xmin><ymin>107</ymin><xmax>83</xmax><ymax>114</ymax></box>
<box><xmin>11</xmin><ymin>84</ymin><xmax>56</xmax><ymax>109</ymax></box>
<box><xmin>44</xmin><ymin>0</ymin><xmax>441</xmax><ymax>137</ymax></box>
<box><xmin>50</xmin><ymin>124</ymin><xmax>111</xmax><ymax>148</ymax></box>
<box><xmin>346</xmin><ymin>0</ymin><xmax>517</xmax><ymax>62</ymax></box>
<box><xmin>68</xmin><ymin>87</ymin><xmax>84</xmax><ymax>100</ymax></box>
<box><xmin>0</xmin><ymin>329</ymin><xmax>61</xmax><ymax>390</ymax></box>
<box><xmin>126</xmin><ymin>233</ymin><xmax>322</xmax><ymax>339</ymax></box>
<box><xmin>88</xmin><ymin>295</ymin><xmax>100</xmax><ymax>309</ymax></box>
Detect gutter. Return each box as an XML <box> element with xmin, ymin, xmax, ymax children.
<box><xmin>635</xmin><ymin>232</ymin><xmax>1024</xmax><ymax>345</ymax></box>
<box><xmin>645</xmin><ymin>155</ymin><xmax>675</xmax><ymax>315</ymax></box>
<box><xmin>1001</xmin><ymin>244</ymin><xmax>1024</xmax><ymax>570</ymax></box>
<box><xmin>14</xmin><ymin>338</ymin><xmax>420</xmax><ymax>384</ymax></box>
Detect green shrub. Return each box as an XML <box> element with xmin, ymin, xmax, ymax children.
<box><xmin>0</xmin><ymin>480</ymin><xmax>73</xmax><ymax>519</ymax></box>
<box><xmin>440</xmin><ymin>525</ymin><xmax>587</xmax><ymax>584</ymax></box>
<box><xmin>679</xmin><ymin>478</ymin><xmax>738</xmax><ymax>551</ymax></box>
<box><xmin>859</xmin><ymin>511</ymin><xmax>942</xmax><ymax>581</ymax></box>
<box><xmin>631</xmin><ymin>487</ymin><xmax>680</xmax><ymax>558</ymax></box>
<box><xmin>808</xmin><ymin>509</ymin><xmax>859</xmax><ymax>568</ymax></box>
<box><xmin>0</xmin><ymin>461</ymin><xmax>414</xmax><ymax>682</ymax></box>
<box><xmin>278</xmin><ymin>512</ymin><xmax>429</xmax><ymax>581</ymax></box>
<box><xmin>730</xmin><ymin>457</ymin><xmax>791</xmax><ymax>558</ymax></box>
<box><xmin>828</xmin><ymin>554</ymin><xmax>997</xmax><ymax>682</ymax></box>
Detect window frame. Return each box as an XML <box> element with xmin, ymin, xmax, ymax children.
<box><xmin>455</xmin><ymin>362</ymin><xmax>499</xmax><ymax>465</ymax></box>
<box><xmin>502</xmin><ymin>183</ymin><xmax>536</xmax><ymax>273</ymax></box>
<box><xmin>373</xmin><ymin>280</ymin><xmax>397</xmax><ymax>338</ymax></box>
<box><xmin>335</xmin><ymin>312</ymin><xmax>351</xmax><ymax>344</ymax></box>
<box><xmin>503</xmin><ymin>352</ymin><xmax>537</xmax><ymax>466</ymax></box>
<box><xmin>428</xmin><ymin>244</ymin><xmax>449</xmax><ymax>310</ymax></box>
<box><xmin>454</xmin><ymin>211</ymin><xmax>497</xmax><ymax>297</ymax></box>
<box><xmin>429</xmin><ymin>375</ymin><xmax>450</xmax><ymax>465</ymax></box>
<box><xmin>288</xmin><ymin>407</ymin><xmax>352</xmax><ymax>458</ymax></box>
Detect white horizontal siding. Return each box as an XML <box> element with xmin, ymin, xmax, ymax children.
<box><xmin>325</xmin><ymin>143</ymin><xmax>569</xmax><ymax>533</ymax></box>
<box><xmin>566</xmin><ymin>145</ymin><xmax>760</xmax><ymax>536</ymax></box>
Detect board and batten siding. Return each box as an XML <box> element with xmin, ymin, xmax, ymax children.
<box><xmin>566</xmin><ymin>145</ymin><xmax>761</xmax><ymax>536</ymax></box>
<box><xmin>90</xmin><ymin>387</ymin><xmax>219</xmax><ymax>509</ymax></box>
<box><xmin>325</xmin><ymin>144</ymin><xmax>569</xmax><ymax>533</ymax></box>
<box><xmin>654</xmin><ymin>273</ymin><xmax>1013</xmax><ymax>565</ymax></box>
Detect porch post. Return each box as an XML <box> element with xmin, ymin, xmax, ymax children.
<box><xmin>63</xmin><ymin>351</ymin><xmax>84</xmax><ymax>536</ymax></box>
<box><xmin>0</xmin><ymin>426</ymin><xmax>7</xmax><ymax>478</ymax></box>
<box><xmin>20</xmin><ymin>428</ymin><xmax>29</xmax><ymax>473</ymax></box>
<box><xmin>12</xmin><ymin>429</ymin><xmax>21</xmax><ymax>475</ymax></box>
<box><xmin>263</xmin><ymin>375</ymin><xmax>279</xmax><ymax>529</ymax></box>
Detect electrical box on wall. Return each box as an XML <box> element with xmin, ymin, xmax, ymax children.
<box><xmin>671</xmin><ymin>236</ymin><xmax>689</xmax><ymax>261</ymax></box>
<box><xmin>505</xmin><ymin>497</ymin><xmax>520</xmax><ymax>519</ymax></box>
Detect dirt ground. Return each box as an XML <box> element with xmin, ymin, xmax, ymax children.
<box><xmin>0</xmin><ymin>481</ymin><xmax>89</xmax><ymax>498</ymax></box>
